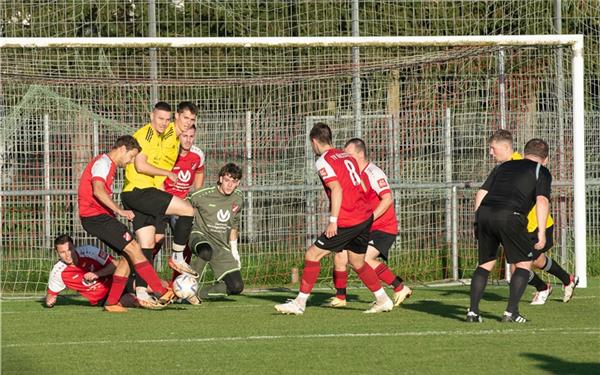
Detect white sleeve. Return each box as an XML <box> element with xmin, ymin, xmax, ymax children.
<box><xmin>47</xmin><ymin>262</ymin><xmax>67</xmax><ymax>294</ymax></box>
<box><xmin>366</xmin><ymin>164</ymin><xmax>391</xmax><ymax>196</ymax></box>
<box><xmin>90</xmin><ymin>155</ymin><xmax>111</xmax><ymax>181</ymax></box>
<box><xmin>75</xmin><ymin>246</ymin><xmax>111</xmax><ymax>266</ymax></box>
<box><xmin>315</xmin><ymin>155</ymin><xmax>336</xmax><ymax>181</ymax></box>
<box><xmin>191</xmin><ymin>146</ymin><xmax>205</xmax><ymax>169</ymax></box>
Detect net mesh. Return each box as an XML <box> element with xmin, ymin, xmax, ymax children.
<box><xmin>1</xmin><ymin>43</ymin><xmax>583</xmax><ymax>294</ymax></box>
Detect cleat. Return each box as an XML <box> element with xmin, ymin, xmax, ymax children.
<box><xmin>393</xmin><ymin>285</ymin><xmax>412</xmax><ymax>306</ymax></box>
<box><xmin>168</xmin><ymin>258</ymin><xmax>199</xmax><ymax>278</ymax></box>
<box><xmin>137</xmin><ymin>296</ymin><xmax>167</xmax><ymax>310</ymax></box>
<box><xmin>103</xmin><ymin>303</ymin><xmax>128</xmax><ymax>313</ymax></box>
<box><xmin>274</xmin><ymin>299</ymin><xmax>305</xmax><ymax>315</ymax></box>
<box><xmin>363</xmin><ymin>298</ymin><xmax>393</xmax><ymax>314</ymax></box>
<box><xmin>322</xmin><ymin>297</ymin><xmax>347</xmax><ymax>308</ymax></box>
<box><xmin>186</xmin><ymin>295</ymin><xmax>202</xmax><ymax>305</ymax></box>
<box><xmin>465</xmin><ymin>310</ymin><xmax>482</xmax><ymax>323</ymax></box>
<box><xmin>501</xmin><ymin>311</ymin><xmax>527</xmax><ymax>323</ymax></box>
<box><xmin>531</xmin><ymin>284</ymin><xmax>553</xmax><ymax>305</ymax></box>
<box><xmin>158</xmin><ymin>288</ymin><xmax>176</xmax><ymax>305</ymax></box>
<box><xmin>563</xmin><ymin>275</ymin><xmax>579</xmax><ymax>303</ymax></box>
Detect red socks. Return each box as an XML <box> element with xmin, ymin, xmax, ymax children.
<box><xmin>355</xmin><ymin>264</ymin><xmax>382</xmax><ymax>292</ymax></box>
<box><xmin>333</xmin><ymin>270</ymin><xmax>348</xmax><ymax>299</ymax></box>
<box><xmin>105</xmin><ymin>275</ymin><xmax>128</xmax><ymax>305</ymax></box>
<box><xmin>134</xmin><ymin>261</ymin><xmax>167</xmax><ymax>296</ymax></box>
<box><xmin>300</xmin><ymin>260</ymin><xmax>321</xmax><ymax>294</ymax></box>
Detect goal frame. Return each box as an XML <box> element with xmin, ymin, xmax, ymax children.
<box><xmin>0</xmin><ymin>35</ymin><xmax>587</xmax><ymax>287</ymax></box>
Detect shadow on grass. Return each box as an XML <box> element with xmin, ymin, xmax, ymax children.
<box><xmin>243</xmin><ymin>290</ymin><xmax>369</xmax><ymax>311</ymax></box>
<box><xmin>522</xmin><ymin>353</ymin><xmax>600</xmax><ymax>375</ymax></box>
<box><xmin>419</xmin><ymin>287</ymin><xmax>507</xmax><ymax>302</ymax></box>
<box><xmin>42</xmin><ymin>295</ymin><xmax>91</xmax><ymax>308</ymax></box>
<box><xmin>400</xmin><ymin>299</ymin><xmax>499</xmax><ymax>322</ymax></box>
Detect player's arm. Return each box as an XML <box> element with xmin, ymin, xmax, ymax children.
<box><xmin>229</xmin><ymin>228</ymin><xmax>240</xmax><ymax>266</ymax></box>
<box><xmin>92</xmin><ymin>180</ymin><xmax>135</xmax><ymax>221</ymax></box>
<box><xmin>325</xmin><ymin>180</ymin><xmax>343</xmax><ymax>238</ymax></box>
<box><xmin>194</xmin><ymin>170</ymin><xmax>205</xmax><ymax>190</ymax></box>
<box><xmin>373</xmin><ymin>192</ymin><xmax>393</xmax><ymax>220</ymax></box>
<box><xmin>83</xmin><ymin>258</ymin><xmax>118</xmax><ymax>282</ymax></box>
<box><xmin>134</xmin><ymin>152</ymin><xmax>178</xmax><ymax>183</ymax></box>
<box><xmin>533</xmin><ymin>196</ymin><xmax>550</xmax><ymax>250</ymax></box>
<box><xmin>474</xmin><ymin>189</ymin><xmax>488</xmax><ymax>211</ymax></box>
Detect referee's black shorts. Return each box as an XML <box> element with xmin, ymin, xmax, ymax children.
<box><xmin>476</xmin><ymin>206</ymin><xmax>534</xmax><ymax>265</ymax></box>
<box><xmin>121</xmin><ymin>187</ymin><xmax>173</xmax><ymax>231</ymax></box>
<box><xmin>314</xmin><ymin>216</ymin><xmax>373</xmax><ymax>254</ymax></box>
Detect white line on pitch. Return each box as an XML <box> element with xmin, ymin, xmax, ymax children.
<box><xmin>3</xmin><ymin>327</ymin><xmax>599</xmax><ymax>348</ymax></box>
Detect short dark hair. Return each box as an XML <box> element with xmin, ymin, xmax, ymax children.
<box><xmin>113</xmin><ymin>135</ymin><xmax>142</xmax><ymax>152</ymax></box>
<box><xmin>524</xmin><ymin>138</ymin><xmax>549</xmax><ymax>159</ymax></box>
<box><xmin>488</xmin><ymin>129</ymin><xmax>513</xmax><ymax>145</ymax></box>
<box><xmin>154</xmin><ymin>101</ymin><xmax>172</xmax><ymax>112</ymax></box>
<box><xmin>218</xmin><ymin>163</ymin><xmax>242</xmax><ymax>183</ymax></box>
<box><xmin>54</xmin><ymin>234</ymin><xmax>73</xmax><ymax>248</ymax></box>
<box><xmin>344</xmin><ymin>138</ymin><xmax>367</xmax><ymax>157</ymax></box>
<box><xmin>309</xmin><ymin>122</ymin><xmax>333</xmax><ymax>145</ymax></box>
<box><xmin>177</xmin><ymin>101</ymin><xmax>198</xmax><ymax>115</ymax></box>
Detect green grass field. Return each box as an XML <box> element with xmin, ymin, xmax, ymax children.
<box><xmin>2</xmin><ymin>280</ymin><xmax>599</xmax><ymax>375</ymax></box>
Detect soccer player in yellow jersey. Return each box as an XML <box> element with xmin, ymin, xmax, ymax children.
<box><xmin>475</xmin><ymin>130</ymin><xmax>578</xmax><ymax>305</ymax></box>
<box><xmin>121</xmin><ymin>102</ymin><xmax>199</xmax><ymax>307</ymax></box>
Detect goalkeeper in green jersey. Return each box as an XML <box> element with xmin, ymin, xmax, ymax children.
<box><xmin>188</xmin><ymin>163</ymin><xmax>244</xmax><ymax>300</ymax></box>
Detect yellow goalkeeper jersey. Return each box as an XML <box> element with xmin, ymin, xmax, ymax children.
<box><xmin>123</xmin><ymin>122</ymin><xmax>180</xmax><ymax>191</ymax></box>
<box><xmin>511</xmin><ymin>151</ymin><xmax>554</xmax><ymax>232</ymax></box>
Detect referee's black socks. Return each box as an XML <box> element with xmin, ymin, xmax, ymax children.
<box><xmin>173</xmin><ymin>215</ymin><xmax>193</xmax><ymax>247</ymax></box>
<box><xmin>469</xmin><ymin>267</ymin><xmax>490</xmax><ymax>314</ymax></box>
<box><xmin>506</xmin><ymin>267</ymin><xmax>530</xmax><ymax>315</ymax></box>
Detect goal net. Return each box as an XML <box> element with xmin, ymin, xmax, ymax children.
<box><xmin>0</xmin><ymin>36</ymin><xmax>586</xmax><ymax>295</ymax></box>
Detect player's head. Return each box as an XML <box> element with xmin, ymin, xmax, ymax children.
<box><xmin>54</xmin><ymin>234</ymin><xmax>75</xmax><ymax>265</ymax></box>
<box><xmin>217</xmin><ymin>162</ymin><xmax>242</xmax><ymax>196</ymax></box>
<box><xmin>344</xmin><ymin>138</ymin><xmax>367</xmax><ymax>161</ymax></box>
<box><xmin>524</xmin><ymin>138</ymin><xmax>549</xmax><ymax>165</ymax></box>
<box><xmin>309</xmin><ymin>122</ymin><xmax>333</xmax><ymax>155</ymax></box>
<box><xmin>488</xmin><ymin>129</ymin><xmax>513</xmax><ymax>163</ymax></box>
<box><xmin>179</xmin><ymin>125</ymin><xmax>196</xmax><ymax>153</ymax></box>
<box><xmin>150</xmin><ymin>101</ymin><xmax>172</xmax><ymax>134</ymax></box>
<box><xmin>112</xmin><ymin>135</ymin><xmax>141</xmax><ymax>167</ymax></box>
<box><xmin>174</xmin><ymin>101</ymin><xmax>198</xmax><ymax>133</ymax></box>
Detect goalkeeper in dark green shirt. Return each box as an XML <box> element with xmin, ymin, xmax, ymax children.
<box><xmin>188</xmin><ymin>163</ymin><xmax>244</xmax><ymax>300</ymax></box>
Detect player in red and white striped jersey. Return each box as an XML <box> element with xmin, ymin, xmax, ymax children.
<box><xmin>325</xmin><ymin>138</ymin><xmax>412</xmax><ymax>309</ymax></box>
<box><xmin>275</xmin><ymin>123</ymin><xmax>393</xmax><ymax>315</ymax></box>
<box><xmin>45</xmin><ymin>235</ymin><xmax>136</xmax><ymax>308</ymax></box>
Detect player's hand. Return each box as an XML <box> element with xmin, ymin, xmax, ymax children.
<box><xmin>325</xmin><ymin>222</ymin><xmax>338</xmax><ymax>238</ymax></box>
<box><xmin>231</xmin><ymin>248</ymin><xmax>241</xmax><ymax>268</ymax></box>
<box><xmin>45</xmin><ymin>294</ymin><xmax>57</xmax><ymax>308</ymax></box>
<box><xmin>84</xmin><ymin>272</ymin><xmax>98</xmax><ymax>282</ymax></box>
<box><xmin>534</xmin><ymin>231</ymin><xmax>546</xmax><ymax>250</ymax></box>
<box><xmin>167</xmin><ymin>172</ymin><xmax>178</xmax><ymax>184</ymax></box>
<box><xmin>117</xmin><ymin>209</ymin><xmax>135</xmax><ymax>221</ymax></box>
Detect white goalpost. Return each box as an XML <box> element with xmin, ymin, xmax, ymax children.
<box><xmin>0</xmin><ymin>35</ymin><xmax>587</xmax><ymax>293</ymax></box>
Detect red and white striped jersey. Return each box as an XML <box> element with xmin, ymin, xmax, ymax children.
<box><xmin>315</xmin><ymin>148</ymin><xmax>372</xmax><ymax>227</ymax></box>
<box><xmin>47</xmin><ymin>246</ymin><xmax>113</xmax><ymax>305</ymax></box>
<box><xmin>78</xmin><ymin>154</ymin><xmax>117</xmax><ymax>217</ymax></box>
<box><xmin>163</xmin><ymin>146</ymin><xmax>205</xmax><ymax>198</ymax></box>
<box><xmin>362</xmin><ymin>162</ymin><xmax>398</xmax><ymax>235</ymax></box>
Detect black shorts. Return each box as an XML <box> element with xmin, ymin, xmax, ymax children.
<box><xmin>314</xmin><ymin>216</ymin><xmax>373</xmax><ymax>254</ymax></box>
<box><xmin>530</xmin><ymin>225</ymin><xmax>554</xmax><ymax>260</ymax></box>
<box><xmin>368</xmin><ymin>230</ymin><xmax>397</xmax><ymax>261</ymax></box>
<box><xmin>121</xmin><ymin>188</ymin><xmax>173</xmax><ymax>231</ymax></box>
<box><xmin>80</xmin><ymin>214</ymin><xmax>135</xmax><ymax>253</ymax></box>
<box><xmin>476</xmin><ymin>206</ymin><xmax>534</xmax><ymax>264</ymax></box>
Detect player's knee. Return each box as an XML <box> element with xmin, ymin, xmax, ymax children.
<box><xmin>227</xmin><ymin>279</ymin><xmax>244</xmax><ymax>295</ymax></box>
<box><xmin>195</xmin><ymin>243</ymin><xmax>213</xmax><ymax>261</ymax></box>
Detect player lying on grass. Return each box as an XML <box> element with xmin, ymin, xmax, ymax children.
<box><xmin>324</xmin><ymin>138</ymin><xmax>412</xmax><ymax>308</ymax></box>
<box><xmin>475</xmin><ymin>130</ymin><xmax>578</xmax><ymax>305</ymax></box>
<box><xmin>188</xmin><ymin>163</ymin><xmax>244</xmax><ymax>301</ymax></box>
<box><xmin>275</xmin><ymin>123</ymin><xmax>393</xmax><ymax>315</ymax></box>
<box><xmin>45</xmin><ymin>235</ymin><xmax>137</xmax><ymax>308</ymax></box>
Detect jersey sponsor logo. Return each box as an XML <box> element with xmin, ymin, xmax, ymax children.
<box><xmin>217</xmin><ymin>209</ymin><xmax>231</xmax><ymax>222</ymax></box>
<box><xmin>377</xmin><ymin>178</ymin><xmax>388</xmax><ymax>188</ymax></box>
<box><xmin>178</xmin><ymin>170</ymin><xmax>192</xmax><ymax>183</ymax></box>
<box><xmin>319</xmin><ymin>168</ymin><xmax>328</xmax><ymax>178</ymax></box>
<box><xmin>232</xmin><ymin>203</ymin><xmax>240</xmax><ymax>213</ymax></box>
<box><xmin>123</xmin><ymin>232</ymin><xmax>132</xmax><ymax>241</ymax></box>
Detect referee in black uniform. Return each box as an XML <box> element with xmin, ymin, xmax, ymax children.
<box><xmin>468</xmin><ymin>138</ymin><xmax>551</xmax><ymax>323</ymax></box>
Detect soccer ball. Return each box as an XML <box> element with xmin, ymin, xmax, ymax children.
<box><xmin>173</xmin><ymin>274</ymin><xmax>198</xmax><ymax>299</ymax></box>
